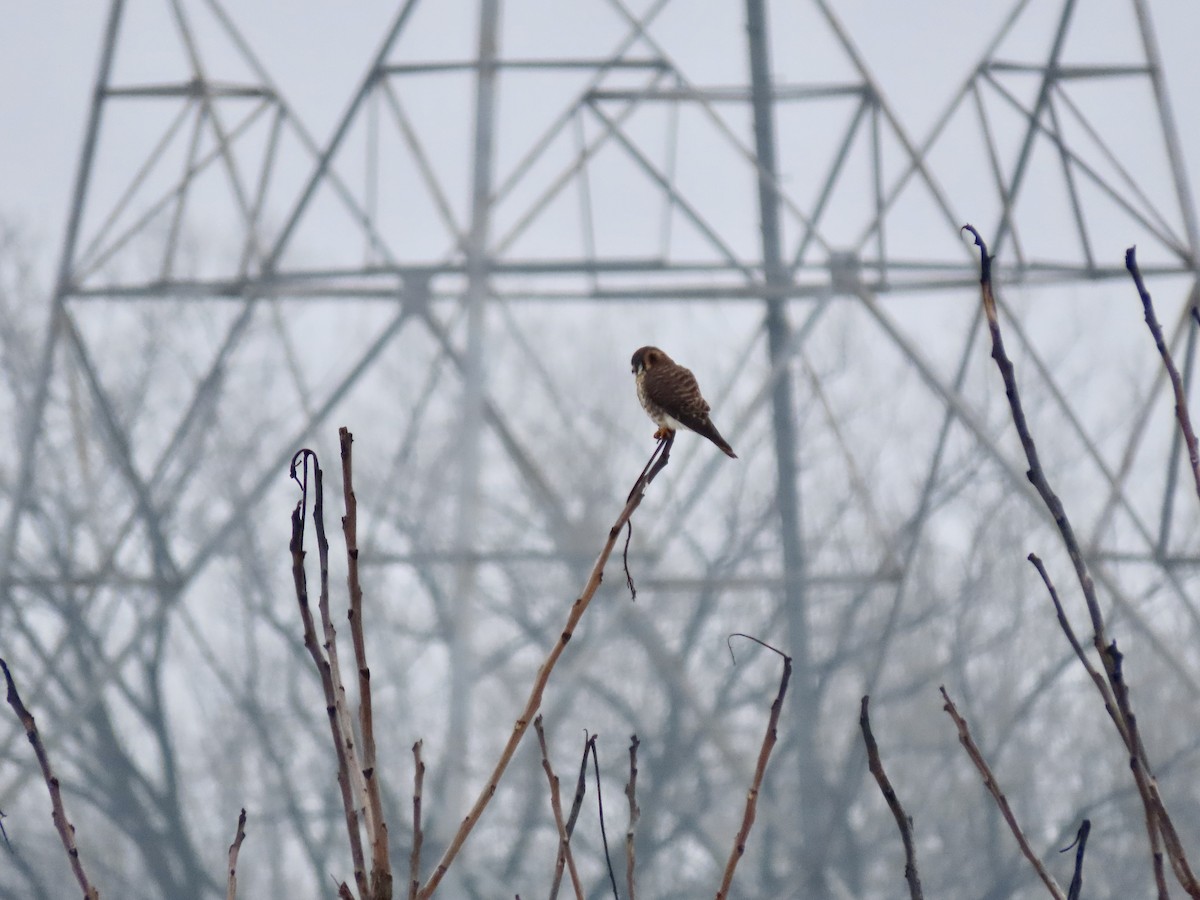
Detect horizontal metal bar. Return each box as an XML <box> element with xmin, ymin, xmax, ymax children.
<box><xmin>1089</xmin><ymin>551</ymin><xmax>1200</xmax><ymax>567</ymax></box>
<box><xmin>587</xmin><ymin>82</ymin><xmax>866</xmax><ymax>103</ymax></box>
<box><xmin>378</xmin><ymin>57</ymin><xmax>669</xmax><ymax>76</ymax></box>
<box><xmin>987</xmin><ymin>60</ymin><xmax>1152</xmax><ymax>78</ymax></box>
<box><xmin>105</xmin><ymin>79</ymin><xmax>274</xmax><ymax>99</ymax></box>
<box><xmin>63</xmin><ymin>260</ymin><xmax>1189</xmax><ymax>303</ymax></box>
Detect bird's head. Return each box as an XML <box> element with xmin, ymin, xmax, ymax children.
<box><xmin>631</xmin><ymin>345</ymin><xmax>670</xmax><ymax>375</ymax></box>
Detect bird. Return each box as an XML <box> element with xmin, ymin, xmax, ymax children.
<box><xmin>631</xmin><ymin>345</ymin><xmax>737</xmax><ymax>458</ymax></box>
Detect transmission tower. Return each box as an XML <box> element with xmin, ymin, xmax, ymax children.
<box><xmin>3</xmin><ymin>0</ymin><xmax>1199</xmax><ymax>895</ymax></box>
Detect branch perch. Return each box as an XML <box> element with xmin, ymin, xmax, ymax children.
<box><xmin>416</xmin><ymin>435</ymin><xmax>674</xmax><ymax>898</ymax></box>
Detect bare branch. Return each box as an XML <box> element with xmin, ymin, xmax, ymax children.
<box><xmin>588</xmin><ymin>737</ymin><xmax>620</xmax><ymax>899</ymax></box>
<box><xmin>550</xmin><ymin>735</ymin><xmax>591</xmax><ymax>900</ymax></box>
<box><xmin>0</xmin><ymin>657</ymin><xmax>101</xmax><ymax>900</ymax></box>
<box><xmin>409</xmin><ymin>740</ymin><xmax>425</xmax><ymax>900</ymax></box>
<box><xmin>965</xmin><ymin>227</ymin><xmax>1200</xmax><ymax>897</ymax></box>
<box><xmin>340</xmin><ymin>427</ymin><xmax>391</xmax><ymax>899</ymax></box>
<box><xmin>625</xmin><ymin>735</ymin><xmax>641</xmax><ymax>900</ymax></box>
<box><xmin>715</xmin><ymin>640</ymin><xmax>791</xmax><ymax>900</ymax></box>
<box><xmin>1063</xmin><ymin>819</ymin><xmax>1090</xmax><ymax>900</ymax></box>
<box><xmin>1126</xmin><ymin>246</ymin><xmax>1200</xmax><ymax>503</ymax></box>
<box><xmin>940</xmin><ymin>686</ymin><xmax>1065</xmax><ymax>900</ymax></box>
<box><xmin>416</xmin><ymin>435</ymin><xmax>674</xmax><ymax>898</ymax></box>
<box><xmin>534</xmin><ymin>717</ymin><xmax>584</xmax><ymax>900</ymax></box>
<box><xmin>859</xmin><ymin>696</ymin><xmax>923</xmax><ymax>900</ymax></box>
<box><xmin>289</xmin><ymin>449</ymin><xmax>367</xmax><ymax>897</ymax></box>
<box><xmin>225</xmin><ymin>808</ymin><xmax>248</xmax><ymax>900</ymax></box>
<box><xmin>1027</xmin><ymin>555</ymin><xmax>1129</xmax><ymax>745</ymax></box>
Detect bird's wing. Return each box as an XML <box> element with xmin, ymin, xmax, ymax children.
<box><xmin>644</xmin><ymin>363</ymin><xmax>711</xmax><ymax>431</ymax></box>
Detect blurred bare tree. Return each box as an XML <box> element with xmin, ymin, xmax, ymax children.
<box><xmin>4</xmin><ymin>1</ymin><xmax>1200</xmax><ymax>899</ymax></box>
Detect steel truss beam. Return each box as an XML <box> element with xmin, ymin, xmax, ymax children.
<box><xmin>4</xmin><ymin>2</ymin><xmax>1200</xmax><ymax>895</ymax></box>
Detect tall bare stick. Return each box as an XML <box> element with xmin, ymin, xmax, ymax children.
<box><xmin>225</xmin><ymin>808</ymin><xmax>247</xmax><ymax>900</ymax></box>
<box><xmin>550</xmin><ymin>736</ymin><xmax>592</xmax><ymax>900</ymax></box>
<box><xmin>409</xmin><ymin>740</ymin><xmax>425</xmax><ymax>900</ymax></box>
<box><xmin>0</xmin><ymin>658</ymin><xmax>100</xmax><ymax>900</ymax></box>
<box><xmin>941</xmin><ymin>687</ymin><xmax>1065</xmax><ymax>900</ymax></box>
<box><xmin>289</xmin><ymin>449</ymin><xmax>367</xmax><ymax>897</ymax></box>
<box><xmin>416</xmin><ymin>435</ymin><xmax>674</xmax><ymax>898</ymax></box>
<box><xmin>1063</xmin><ymin>819</ymin><xmax>1091</xmax><ymax>900</ymax></box>
<box><xmin>965</xmin><ymin>226</ymin><xmax>1199</xmax><ymax>898</ymax></box>
<box><xmin>715</xmin><ymin>637</ymin><xmax>791</xmax><ymax>900</ymax></box>
<box><xmin>1126</xmin><ymin>246</ymin><xmax>1200</xmax><ymax>502</ymax></box>
<box><xmin>340</xmin><ymin>428</ymin><xmax>391</xmax><ymax>898</ymax></box>
<box><xmin>534</xmin><ymin>717</ymin><xmax>584</xmax><ymax>900</ymax></box>
<box><xmin>625</xmin><ymin>735</ymin><xmax>641</xmax><ymax>900</ymax></box>
<box><xmin>860</xmin><ymin>696</ymin><xmax>923</xmax><ymax>900</ymax></box>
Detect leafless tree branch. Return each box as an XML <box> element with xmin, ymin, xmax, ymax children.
<box><xmin>0</xmin><ymin>657</ymin><xmax>101</xmax><ymax>900</ymax></box>
<box><xmin>1126</xmin><ymin>246</ymin><xmax>1200</xmax><ymax>503</ymax></box>
<box><xmin>289</xmin><ymin>449</ymin><xmax>367</xmax><ymax>897</ymax></box>
<box><xmin>940</xmin><ymin>686</ymin><xmax>1065</xmax><ymax>900</ymax></box>
<box><xmin>409</xmin><ymin>740</ymin><xmax>425</xmax><ymax>900</ymax></box>
<box><xmin>340</xmin><ymin>428</ymin><xmax>392</xmax><ymax>899</ymax></box>
<box><xmin>534</xmin><ymin>716</ymin><xmax>584</xmax><ymax>900</ymax></box>
<box><xmin>225</xmin><ymin>808</ymin><xmax>247</xmax><ymax>900</ymax></box>
<box><xmin>416</xmin><ymin>435</ymin><xmax>674</xmax><ymax>898</ymax></box>
<box><xmin>859</xmin><ymin>695</ymin><xmax>923</xmax><ymax>900</ymax></box>
<box><xmin>625</xmin><ymin>734</ymin><xmax>641</xmax><ymax>900</ymax></box>
<box><xmin>550</xmin><ymin>735</ymin><xmax>591</xmax><ymax>900</ymax></box>
<box><xmin>966</xmin><ymin>225</ymin><xmax>1200</xmax><ymax>898</ymax></box>
<box><xmin>1063</xmin><ymin>819</ymin><xmax>1090</xmax><ymax>900</ymax></box>
<box><xmin>715</xmin><ymin>637</ymin><xmax>791</xmax><ymax>900</ymax></box>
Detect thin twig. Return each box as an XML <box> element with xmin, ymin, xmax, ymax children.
<box><xmin>226</xmin><ymin>808</ymin><xmax>247</xmax><ymax>900</ymax></box>
<box><xmin>1126</xmin><ymin>247</ymin><xmax>1200</xmax><ymax>502</ymax></box>
<box><xmin>417</xmin><ymin>437</ymin><xmax>674</xmax><ymax>898</ymax></box>
<box><xmin>340</xmin><ymin>427</ymin><xmax>391</xmax><ymax>899</ymax></box>
<box><xmin>1062</xmin><ymin>819</ymin><xmax>1091</xmax><ymax>900</ymax></box>
<box><xmin>535</xmin><ymin>717</ymin><xmax>584</xmax><ymax>900</ymax></box>
<box><xmin>965</xmin><ymin>227</ymin><xmax>1199</xmax><ymax>897</ymax></box>
<box><xmin>859</xmin><ymin>696</ymin><xmax>923</xmax><ymax>900</ymax></box>
<box><xmin>0</xmin><ymin>658</ymin><xmax>100</xmax><ymax>900</ymax></box>
<box><xmin>409</xmin><ymin>740</ymin><xmax>425</xmax><ymax>900</ymax></box>
<box><xmin>715</xmin><ymin>638</ymin><xmax>791</xmax><ymax>900</ymax></box>
<box><xmin>940</xmin><ymin>686</ymin><xmax>1066</xmax><ymax>900</ymax></box>
<box><xmin>550</xmin><ymin>736</ymin><xmax>592</xmax><ymax>900</ymax></box>
<box><xmin>623</xmin><ymin>520</ymin><xmax>636</xmax><ymax>601</ymax></box>
<box><xmin>622</xmin><ymin>434</ymin><xmax>673</xmax><ymax>599</ymax></box>
<box><xmin>589</xmin><ymin>738</ymin><xmax>620</xmax><ymax>899</ymax></box>
<box><xmin>312</xmin><ymin>447</ymin><xmax>374</xmax><ymax>857</ymax></box>
<box><xmin>625</xmin><ymin>735</ymin><xmax>641</xmax><ymax>900</ymax></box>
<box><xmin>1030</xmin><ymin>553</ymin><xmax>1174</xmax><ymax>894</ymax></box>
<box><xmin>1027</xmin><ymin>555</ymin><xmax>1129</xmax><ymax>745</ymax></box>
<box><xmin>289</xmin><ymin>449</ymin><xmax>367</xmax><ymax>897</ymax></box>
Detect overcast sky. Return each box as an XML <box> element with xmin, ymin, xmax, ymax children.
<box><xmin>4</xmin><ymin>1</ymin><xmax>1200</xmax><ymax>280</ymax></box>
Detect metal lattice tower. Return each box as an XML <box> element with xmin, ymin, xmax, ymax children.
<box><xmin>4</xmin><ymin>0</ymin><xmax>1200</xmax><ymax>895</ymax></box>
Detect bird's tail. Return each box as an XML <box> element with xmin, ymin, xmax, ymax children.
<box><xmin>699</xmin><ymin>420</ymin><xmax>737</xmax><ymax>458</ymax></box>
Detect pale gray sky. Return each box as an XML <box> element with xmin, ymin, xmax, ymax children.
<box><xmin>4</xmin><ymin>1</ymin><xmax>1200</xmax><ymax>276</ymax></box>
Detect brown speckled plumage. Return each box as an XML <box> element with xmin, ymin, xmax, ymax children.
<box><xmin>630</xmin><ymin>346</ymin><xmax>737</xmax><ymax>458</ymax></box>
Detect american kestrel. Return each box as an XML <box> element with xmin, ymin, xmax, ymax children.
<box><xmin>631</xmin><ymin>346</ymin><xmax>737</xmax><ymax>458</ymax></box>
